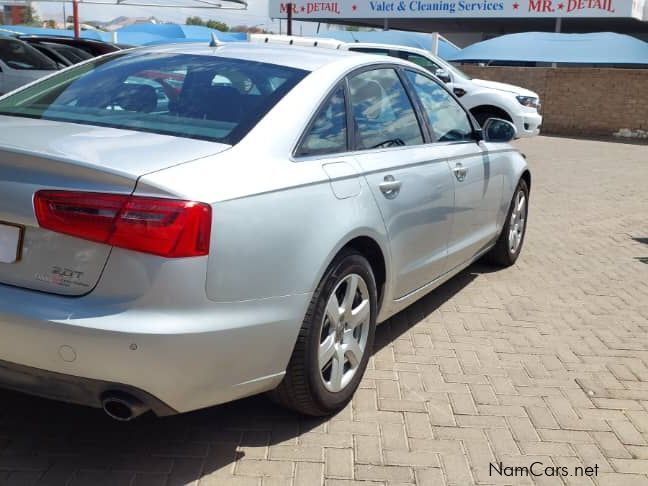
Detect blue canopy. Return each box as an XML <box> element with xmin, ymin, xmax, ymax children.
<box><xmin>116</xmin><ymin>23</ymin><xmax>246</xmax><ymax>43</ymax></box>
<box><xmin>448</xmin><ymin>32</ymin><xmax>648</xmax><ymax>65</ymax></box>
<box><xmin>0</xmin><ymin>23</ymin><xmax>247</xmax><ymax>46</ymax></box>
<box><xmin>316</xmin><ymin>30</ymin><xmax>460</xmax><ymax>60</ymax></box>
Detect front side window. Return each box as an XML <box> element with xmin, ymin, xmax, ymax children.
<box><xmin>0</xmin><ymin>39</ymin><xmax>57</xmax><ymax>71</ymax></box>
<box><xmin>348</xmin><ymin>68</ymin><xmax>423</xmax><ymax>150</ymax></box>
<box><xmin>399</xmin><ymin>52</ymin><xmax>441</xmax><ymax>72</ymax></box>
<box><xmin>405</xmin><ymin>70</ymin><xmax>474</xmax><ymax>143</ymax></box>
<box><xmin>297</xmin><ymin>85</ymin><xmax>347</xmax><ymax>157</ymax></box>
<box><xmin>0</xmin><ymin>52</ymin><xmax>308</xmax><ymax>144</ymax></box>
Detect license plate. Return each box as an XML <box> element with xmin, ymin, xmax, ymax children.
<box><xmin>0</xmin><ymin>223</ymin><xmax>22</xmax><ymax>264</ymax></box>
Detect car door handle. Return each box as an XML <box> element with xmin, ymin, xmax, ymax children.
<box><xmin>453</xmin><ymin>163</ymin><xmax>468</xmax><ymax>182</ymax></box>
<box><xmin>379</xmin><ymin>176</ymin><xmax>402</xmax><ymax>199</ymax></box>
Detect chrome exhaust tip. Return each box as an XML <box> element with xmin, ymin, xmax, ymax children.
<box><xmin>101</xmin><ymin>392</ymin><xmax>150</xmax><ymax>421</ymax></box>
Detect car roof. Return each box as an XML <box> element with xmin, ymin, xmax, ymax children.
<box><xmin>135</xmin><ymin>42</ymin><xmax>409</xmax><ymax>72</ymax></box>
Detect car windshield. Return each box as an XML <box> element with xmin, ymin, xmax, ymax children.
<box><xmin>0</xmin><ymin>51</ymin><xmax>308</xmax><ymax>144</ymax></box>
<box><xmin>0</xmin><ymin>38</ymin><xmax>58</xmax><ymax>70</ymax></box>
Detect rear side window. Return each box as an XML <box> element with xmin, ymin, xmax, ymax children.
<box><xmin>405</xmin><ymin>70</ymin><xmax>473</xmax><ymax>143</ymax></box>
<box><xmin>348</xmin><ymin>68</ymin><xmax>423</xmax><ymax>150</ymax></box>
<box><xmin>0</xmin><ymin>52</ymin><xmax>308</xmax><ymax>144</ymax></box>
<box><xmin>297</xmin><ymin>85</ymin><xmax>347</xmax><ymax>157</ymax></box>
<box><xmin>0</xmin><ymin>39</ymin><xmax>57</xmax><ymax>71</ymax></box>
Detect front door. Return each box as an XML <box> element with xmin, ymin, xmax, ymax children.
<box><xmin>404</xmin><ymin>70</ymin><xmax>503</xmax><ymax>271</ymax></box>
<box><xmin>348</xmin><ymin>67</ymin><xmax>455</xmax><ymax>299</ymax></box>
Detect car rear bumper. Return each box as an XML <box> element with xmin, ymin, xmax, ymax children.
<box><xmin>0</xmin><ymin>283</ymin><xmax>311</xmax><ymax>414</ymax></box>
<box><xmin>0</xmin><ymin>358</ymin><xmax>177</xmax><ymax>415</ymax></box>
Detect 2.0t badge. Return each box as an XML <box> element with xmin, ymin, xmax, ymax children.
<box><xmin>35</xmin><ymin>266</ymin><xmax>90</xmax><ymax>288</ymax></box>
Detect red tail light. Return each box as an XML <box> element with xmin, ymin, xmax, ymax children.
<box><xmin>34</xmin><ymin>191</ymin><xmax>211</xmax><ymax>258</ymax></box>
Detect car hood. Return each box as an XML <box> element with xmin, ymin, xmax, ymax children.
<box><xmin>0</xmin><ymin>115</ymin><xmax>231</xmax><ymax>178</ymax></box>
<box><xmin>471</xmin><ymin>78</ymin><xmax>539</xmax><ymax>98</ymax></box>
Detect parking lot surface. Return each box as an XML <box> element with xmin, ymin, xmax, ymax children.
<box><xmin>1</xmin><ymin>136</ymin><xmax>647</xmax><ymax>486</ymax></box>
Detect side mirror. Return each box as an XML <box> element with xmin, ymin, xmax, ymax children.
<box><xmin>434</xmin><ymin>68</ymin><xmax>451</xmax><ymax>84</ymax></box>
<box><xmin>482</xmin><ymin>118</ymin><xmax>517</xmax><ymax>143</ymax></box>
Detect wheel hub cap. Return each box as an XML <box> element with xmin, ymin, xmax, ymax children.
<box><xmin>318</xmin><ymin>274</ymin><xmax>371</xmax><ymax>393</ymax></box>
<box><xmin>508</xmin><ymin>189</ymin><xmax>527</xmax><ymax>253</ymax></box>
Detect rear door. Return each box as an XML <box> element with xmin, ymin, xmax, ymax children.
<box><xmin>404</xmin><ymin>70</ymin><xmax>503</xmax><ymax>270</ymax></box>
<box><xmin>349</xmin><ymin>67</ymin><xmax>455</xmax><ymax>299</ymax></box>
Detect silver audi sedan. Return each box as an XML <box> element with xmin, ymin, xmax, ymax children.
<box><xmin>0</xmin><ymin>42</ymin><xmax>530</xmax><ymax>420</ymax></box>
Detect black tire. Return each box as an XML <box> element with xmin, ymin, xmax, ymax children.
<box><xmin>270</xmin><ymin>250</ymin><xmax>377</xmax><ymax>416</ymax></box>
<box><xmin>485</xmin><ymin>179</ymin><xmax>529</xmax><ymax>267</ymax></box>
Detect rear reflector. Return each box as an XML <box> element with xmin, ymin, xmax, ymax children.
<box><xmin>34</xmin><ymin>191</ymin><xmax>211</xmax><ymax>258</ymax></box>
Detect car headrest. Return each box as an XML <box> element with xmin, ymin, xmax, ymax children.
<box><xmin>352</xmin><ymin>80</ymin><xmax>385</xmax><ymax>121</ymax></box>
<box><xmin>353</xmin><ymin>80</ymin><xmax>383</xmax><ymax>104</ymax></box>
<box><xmin>114</xmin><ymin>84</ymin><xmax>158</xmax><ymax>113</ymax></box>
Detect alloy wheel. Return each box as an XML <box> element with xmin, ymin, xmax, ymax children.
<box><xmin>508</xmin><ymin>189</ymin><xmax>527</xmax><ymax>253</ymax></box>
<box><xmin>318</xmin><ymin>274</ymin><xmax>371</xmax><ymax>393</ymax></box>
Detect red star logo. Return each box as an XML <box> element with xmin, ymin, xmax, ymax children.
<box><xmin>300</xmin><ymin>5</ymin><xmax>305</xmax><ymax>11</ymax></box>
<box><xmin>352</xmin><ymin>4</ymin><xmax>357</xmax><ymax>10</ymax></box>
<box><xmin>557</xmin><ymin>2</ymin><xmax>564</xmax><ymax>8</ymax></box>
<box><xmin>513</xmin><ymin>2</ymin><xmax>519</xmax><ymax>9</ymax></box>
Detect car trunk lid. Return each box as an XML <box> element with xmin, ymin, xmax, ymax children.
<box><xmin>0</xmin><ymin>116</ymin><xmax>229</xmax><ymax>296</ymax></box>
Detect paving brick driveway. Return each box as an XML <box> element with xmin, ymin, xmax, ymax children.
<box><xmin>1</xmin><ymin>136</ymin><xmax>647</xmax><ymax>486</ymax></box>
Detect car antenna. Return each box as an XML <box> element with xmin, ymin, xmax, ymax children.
<box><xmin>209</xmin><ymin>33</ymin><xmax>223</xmax><ymax>48</ymax></box>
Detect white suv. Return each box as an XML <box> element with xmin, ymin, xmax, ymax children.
<box><xmin>250</xmin><ymin>35</ymin><xmax>542</xmax><ymax>138</ymax></box>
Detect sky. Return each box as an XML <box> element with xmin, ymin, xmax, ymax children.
<box><xmin>34</xmin><ymin>0</ymin><xmax>319</xmax><ymax>33</ymax></box>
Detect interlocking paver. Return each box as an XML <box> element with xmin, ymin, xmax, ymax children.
<box><xmin>0</xmin><ymin>137</ymin><xmax>646</xmax><ymax>485</ymax></box>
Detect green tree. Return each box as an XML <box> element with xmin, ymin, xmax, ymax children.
<box><xmin>22</xmin><ymin>6</ymin><xmax>41</xmax><ymax>26</ymax></box>
<box><xmin>185</xmin><ymin>16</ymin><xmax>229</xmax><ymax>31</ymax></box>
<box><xmin>205</xmin><ymin>20</ymin><xmax>229</xmax><ymax>31</ymax></box>
<box><xmin>186</xmin><ymin>16</ymin><xmax>203</xmax><ymax>26</ymax></box>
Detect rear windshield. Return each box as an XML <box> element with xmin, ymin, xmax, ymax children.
<box><xmin>0</xmin><ymin>51</ymin><xmax>309</xmax><ymax>144</ymax></box>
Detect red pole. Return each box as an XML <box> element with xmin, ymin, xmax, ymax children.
<box><xmin>287</xmin><ymin>2</ymin><xmax>293</xmax><ymax>36</ymax></box>
<box><xmin>73</xmin><ymin>0</ymin><xmax>80</xmax><ymax>39</ymax></box>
